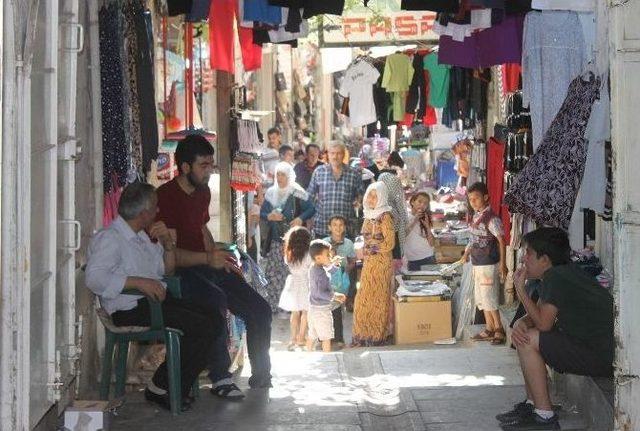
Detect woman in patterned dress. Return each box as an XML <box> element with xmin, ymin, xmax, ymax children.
<box><xmin>352</xmin><ymin>181</ymin><xmax>396</xmax><ymax>346</ymax></box>
<box><xmin>260</xmin><ymin>162</ymin><xmax>315</xmax><ymax>313</ymax></box>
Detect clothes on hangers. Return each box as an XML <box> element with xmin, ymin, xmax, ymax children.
<box><xmin>405</xmin><ymin>53</ymin><xmax>427</xmax><ymax>119</ymax></box>
<box><xmin>339</xmin><ymin>58</ymin><xmax>381</xmax><ymax>128</ymax></box>
<box><xmin>579</xmin><ymin>77</ymin><xmax>609</xmax><ymax>216</ymax></box>
<box><xmin>423</xmin><ymin>52</ymin><xmax>450</xmax><ymax>108</ymax></box>
<box><xmin>505</xmin><ymin>74</ymin><xmax>600</xmax><ymax>229</ymax></box>
<box><xmin>243</xmin><ymin>0</ymin><xmax>282</xmax><ymax>24</ymax></box>
<box><xmin>187</xmin><ymin>0</ymin><xmax>212</xmax><ymax>21</ymax></box>
<box><xmin>401</xmin><ymin>0</ymin><xmax>459</xmax><ymax>13</ymax></box>
<box><xmin>437</xmin><ymin>14</ymin><xmax>525</xmax><ymax>68</ymax></box>
<box><xmin>366</xmin><ymin>61</ymin><xmax>392</xmax><ymax>138</ymax></box>
<box><xmin>531</xmin><ymin>0</ymin><xmax>594</xmax><ymax>12</ymax></box>
<box><xmin>382</xmin><ymin>53</ymin><xmax>415</xmax><ymax>122</ymax></box>
<box><xmin>209</xmin><ymin>0</ymin><xmax>263</xmax><ymax>73</ymax></box>
<box><xmin>167</xmin><ymin>0</ymin><xmax>194</xmax><ymax>16</ymax></box>
<box><xmin>522</xmin><ymin>10</ymin><xmax>585</xmax><ymax>150</ymax></box>
<box><xmin>99</xmin><ymin>2</ymin><xmax>130</xmax><ymax>192</ymax></box>
<box><xmin>302</xmin><ymin>1</ymin><xmax>345</xmax><ymax>18</ymax></box>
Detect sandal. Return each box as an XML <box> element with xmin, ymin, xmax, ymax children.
<box><xmin>211</xmin><ymin>383</ymin><xmax>245</xmax><ymax>401</ymax></box>
<box><xmin>491</xmin><ymin>329</ymin><xmax>506</xmax><ymax>345</ymax></box>
<box><xmin>471</xmin><ymin>329</ymin><xmax>494</xmax><ymax>341</ymax></box>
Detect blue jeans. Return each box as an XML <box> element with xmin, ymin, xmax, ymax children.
<box><xmin>176</xmin><ymin>266</ymin><xmax>272</xmax><ymax>383</ymax></box>
<box><xmin>407</xmin><ymin>255</ymin><xmax>437</xmax><ymax>271</ymax></box>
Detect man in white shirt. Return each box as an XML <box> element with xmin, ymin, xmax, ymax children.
<box><xmin>86</xmin><ymin>183</ymin><xmax>221</xmax><ymax>412</ymax></box>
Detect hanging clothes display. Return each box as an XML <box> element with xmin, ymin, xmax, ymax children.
<box><xmin>231</xmin><ymin>153</ymin><xmax>261</xmax><ymax>192</ymax></box>
<box><xmin>339</xmin><ymin>58</ymin><xmax>381</xmax><ymax>128</ymax></box>
<box><xmin>423</xmin><ymin>52</ymin><xmax>450</xmax><ymax>108</ymax></box>
<box><xmin>502</xmin><ymin>63</ymin><xmax>522</xmax><ymax>93</ymax></box>
<box><xmin>401</xmin><ymin>0</ymin><xmax>459</xmax><ymax>12</ymax></box>
<box><xmin>367</xmin><ymin>61</ymin><xmax>392</xmax><ymax>137</ymax></box>
<box><xmin>437</xmin><ymin>14</ymin><xmax>525</xmax><ymax>68</ymax></box>
<box><xmin>382</xmin><ymin>53</ymin><xmax>414</xmax><ymax>122</ymax></box>
<box><xmin>487</xmin><ymin>137</ymin><xmax>511</xmax><ymax>244</ymax></box>
<box><xmin>522</xmin><ymin>10</ymin><xmax>585</xmax><ymax>150</ymax></box>
<box><xmin>579</xmin><ymin>77</ymin><xmax>610</xmax><ymax>216</ymax></box>
<box><xmin>167</xmin><ymin>0</ymin><xmax>194</xmax><ymax>16</ymax></box>
<box><xmin>405</xmin><ymin>53</ymin><xmax>427</xmax><ymax>119</ymax></box>
<box><xmin>302</xmin><ymin>1</ymin><xmax>345</xmax><ymax>18</ymax></box>
<box><xmin>187</xmin><ymin>0</ymin><xmax>212</xmax><ymax>21</ymax></box>
<box><xmin>243</xmin><ymin>0</ymin><xmax>282</xmax><ymax>24</ymax></box>
<box><xmin>504</xmin><ymin>74</ymin><xmax>600</xmax><ymax>229</ymax></box>
<box><xmin>210</xmin><ymin>0</ymin><xmax>263</xmax><ymax>73</ymax></box>
<box><xmin>133</xmin><ymin>5</ymin><xmax>159</xmax><ymax>174</ymax></box>
<box><xmin>99</xmin><ymin>3</ymin><xmax>129</xmax><ymax>192</ymax></box>
<box><xmin>530</xmin><ymin>0</ymin><xmax>594</xmax><ymax>11</ymax></box>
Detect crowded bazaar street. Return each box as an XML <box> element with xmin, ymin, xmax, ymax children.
<box><xmin>0</xmin><ymin>0</ymin><xmax>637</xmax><ymax>430</ymax></box>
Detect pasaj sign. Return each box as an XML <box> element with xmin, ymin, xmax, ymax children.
<box><xmin>321</xmin><ymin>11</ymin><xmax>438</xmax><ymax>47</ymax></box>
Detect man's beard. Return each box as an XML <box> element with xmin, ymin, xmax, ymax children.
<box><xmin>187</xmin><ymin>172</ymin><xmax>209</xmax><ymax>190</ymax></box>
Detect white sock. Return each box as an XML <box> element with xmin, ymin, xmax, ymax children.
<box><xmin>535</xmin><ymin>408</ymin><xmax>555</xmax><ymax>420</ymax></box>
<box><xmin>526</xmin><ymin>399</ymin><xmax>534</xmax><ymax>405</ymax></box>
<box><xmin>147</xmin><ymin>381</ymin><xmax>167</xmax><ymax>395</ymax></box>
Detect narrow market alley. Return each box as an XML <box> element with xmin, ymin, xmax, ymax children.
<box><xmin>106</xmin><ymin>319</ymin><xmax>586</xmax><ymax>431</ymax></box>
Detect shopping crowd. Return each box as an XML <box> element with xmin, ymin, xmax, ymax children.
<box><xmin>85</xmin><ymin>132</ymin><xmax>614</xmax><ymax>431</ymax></box>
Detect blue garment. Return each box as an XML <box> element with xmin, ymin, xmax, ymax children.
<box><xmin>260</xmin><ymin>194</ymin><xmax>315</xmax><ymax>227</ymax></box>
<box><xmin>323</xmin><ymin>236</ymin><xmax>355</xmax><ymax>294</ymax></box>
<box><xmin>243</xmin><ymin>0</ymin><xmax>282</xmax><ymax>25</ymax></box>
<box><xmin>307</xmin><ymin>164</ymin><xmax>364</xmax><ymax>238</ymax></box>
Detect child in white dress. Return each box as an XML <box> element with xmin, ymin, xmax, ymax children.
<box><xmin>278</xmin><ymin>226</ymin><xmax>313</xmax><ymax>350</ymax></box>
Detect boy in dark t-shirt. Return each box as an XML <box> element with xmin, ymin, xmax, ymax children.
<box><xmin>497</xmin><ymin>227</ymin><xmax>614</xmax><ymax>431</ymax></box>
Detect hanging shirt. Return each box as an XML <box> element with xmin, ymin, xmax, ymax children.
<box><xmin>522</xmin><ymin>11</ymin><xmax>585</xmax><ymax>150</ymax></box>
<box><xmin>302</xmin><ymin>1</ymin><xmax>345</xmax><ymax>18</ymax></box>
<box><xmin>531</xmin><ymin>0</ymin><xmax>594</xmax><ymax>11</ymax></box>
<box><xmin>400</xmin><ymin>0</ymin><xmax>459</xmax><ymax>12</ymax></box>
<box><xmin>244</xmin><ymin>0</ymin><xmax>282</xmax><ymax>25</ymax></box>
<box><xmin>382</xmin><ymin>53</ymin><xmax>415</xmax><ymax>122</ymax></box>
<box><xmin>423</xmin><ymin>53</ymin><xmax>450</xmax><ymax>108</ymax></box>
<box><xmin>339</xmin><ymin>60</ymin><xmax>381</xmax><ymax>128</ymax></box>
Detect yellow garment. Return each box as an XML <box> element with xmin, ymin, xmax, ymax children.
<box><xmin>382</xmin><ymin>53</ymin><xmax>415</xmax><ymax>122</ymax></box>
<box><xmin>352</xmin><ymin>213</ymin><xmax>395</xmax><ymax>346</ymax></box>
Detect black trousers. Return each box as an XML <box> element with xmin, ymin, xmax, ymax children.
<box><xmin>332</xmin><ymin>307</ymin><xmax>344</xmax><ymax>343</ymax></box>
<box><xmin>111</xmin><ymin>296</ymin><xmax>220</xmax><ymax>397</ymax></box>
<box><xmin>177</xmin><ymin>265</ymin><xmax>272</xmax><ymax>381</ymax></box>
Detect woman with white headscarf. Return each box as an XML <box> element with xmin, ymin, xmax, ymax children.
<box><xmin>260</xmin><ymin>162</ymin><xmax>316</xmax><ymax>313</ymax></box>
<box><xmin>351</xmin><ymin>181</ymin><xmax>396</xmax><ymax>347</ymax></box>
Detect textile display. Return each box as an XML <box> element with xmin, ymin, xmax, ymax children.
<box><xmin>382</xmin><ymin>53</ymin><xmax>415</xmax><ymax>122</ymax></box>
<box><xmin>423</xmin><ymin>52</ymin><xmax>450</xmax><ymax>108</ymax></box>
<box><xmin>231</xmin><ymin>153</ymin><xmax>261</xmax><ymax>192</ymax></box>
<box><xmin>209</xmin><ymin>0</ymin><xmax>262</xmax><ymax>73</ymax></box>
<box><xmin>505</xmin><ymin>74</ymin><xmax>600</xmax><ymax>229</ymax></box>
<box><xmin>99</xmin><ymin>3</ymin><xmax>129</xmax><ymax>192</ymax></box>
<box><xmin>487</xmin><ymin>137</ymin><xmax>510</xmax><ymax>244</ymax></box>
<box><xmin>401</xmin><ymin>0</ymin><xmax>459</xmax><ymax>12</ymax></box>
<box><xmin>522</xmin><ymin>10</ymin><xmax>585</xmax><ymax>150</ymax></box>
<box><xmin>339</xmin><ymin>59</ymin><xmax>381</xmax><ymax>127</ymax></box>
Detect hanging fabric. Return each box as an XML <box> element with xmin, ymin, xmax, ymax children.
<box><xmin>339</xmin><ymin>57</ymin><xmax>381</xmax><ymax>128</ymax></box>
<box><xmin>209</xmin><ymin>0</ymin><xmax>263</xmax><ymax>73</ymax></box>
<box><xmin>504</xmin><ymin>74</ymin><xmax>600</xmax><ymax>229</ymax></box>
<box><xmin>382</xmin><ymin>53</ymin><xmax>415</xmax><ymax>122</ymax></box>
<box><xmin>231</xmin><ymin>153</ymin><xmax>261</xmax><ymax>192</ymax></box>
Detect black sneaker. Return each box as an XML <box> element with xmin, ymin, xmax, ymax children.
<box><xmin>496</xmin><ymin>401</ymin><xmax>534</xmax><ymax>423</ymax></box>
<box><xmin>500</xmin><ymin>411</ymin><xmax>560</xmax><ymax>430</ymax></box>
<box><xmin>248</xmin><ymin>374</ymin><xmax>273</xmax><ymax>389</ymax></box>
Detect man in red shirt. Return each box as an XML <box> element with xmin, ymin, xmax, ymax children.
<box><xmin>157</xmin><ymin>135</ymin><xmax>272</xmax><ymax>397</ymax></box>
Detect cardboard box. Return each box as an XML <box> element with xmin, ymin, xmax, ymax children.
<box><xmin>64</xmin><ymin>400</ymin><xmax>115</xmax><ymax>431</ymax></box>
<box><xmin>436</xmin><ymin>244</ymin><xmax>466</xmax><ymax>264</ymax></box>
<box><xmin>394</xmin><ymin>296</ymin><xmax>452</xmax><ymax>345</ymax></box>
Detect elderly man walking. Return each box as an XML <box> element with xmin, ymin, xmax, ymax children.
<box><xmin>307</xmin><ymin>141</ymin><xmax>364</xmax><ymax>239</ymax></box>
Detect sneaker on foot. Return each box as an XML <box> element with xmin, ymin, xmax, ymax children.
<box><xmin>500</xmin><ymin>411</ymin><xmax>560</xmax><ymax>430</ymax></box>
<box><xmin>496</xmin><ymin>401</ymin><xmax>534</xmax><ymax>423</ymax></box>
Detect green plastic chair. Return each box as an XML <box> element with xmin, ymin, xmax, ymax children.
<box><xmin>96</xmin><ymin>277</ymin><xmax>198</xmax><ymax>415</ymax></box>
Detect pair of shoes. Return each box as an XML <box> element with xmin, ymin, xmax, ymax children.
<box><xmin>144</xmin><ymin>388</ymin><xmax>191</xmax><ymax>412</ymax></box>
<box><xmin>210</xmin><ymin>383</ymin><xmax>245</xmax><ymax>401</ymax></box>
<box><xmin>248</xmin><ymin>374</ymin><xmax>273</xmax><ymax>389</ymax></box>
<box><xmin>496</xmin><ymin>401</ymin><xmax>534</xmax><ymax>423</ymax></box>
<box><xmin>471</xmin><ymin>329</ymin><xmax>494</xmax><ymax>341</ymax></box>
<box><xmin>500</xmin><ymin>411</ymin><xmax>560</xmax><ymax>430</ymax></box>
<box><xmin>492</xmin><ymin>329</ymin><xmax>506</xmax><ymax>345</ymax></box>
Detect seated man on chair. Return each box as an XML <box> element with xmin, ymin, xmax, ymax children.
<box><xmin>156</xmin><ymin>134</ymin><xmax>273</xmax><ymax>396</ymax></box>
<box><xmin>497</xmin><ymin>227</ymin><xmax>614</xmax><ymax>430</ymax></box>
<box><xmin>86</xmin><ymin>182</ymin><xmax>222</xmax><ymax>411</ymax></box>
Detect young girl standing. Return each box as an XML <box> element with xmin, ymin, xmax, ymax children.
<box><xmin>278</xmin><ymin>226</ymin><xmax>313</xmax><ymax>350</ymax></box>
<box><xmin>404</xmin><ymin>192</ymin><xmax>436</xmax><ymax>271</ymax></box>
<box><xmin>352</xmin><ymin>182</ymin><xmax>396</xmax><ymax>347</ymax></box>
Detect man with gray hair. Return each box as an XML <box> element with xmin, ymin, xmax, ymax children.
<box><xmin>307</xmin><ymin>141</ymin><xmax>364</xmax><ymax>238</ymax></box>
<box><xmin>86</xmin><ymin>182</ymin><xmax>221</xmax><ymax>412</ymax></box>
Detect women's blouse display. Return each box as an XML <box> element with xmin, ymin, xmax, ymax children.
<box><xmin>505</xmin><ymin>74</ymin><xmax>601</xmax><ymax>229</ymax></box>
